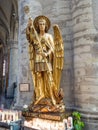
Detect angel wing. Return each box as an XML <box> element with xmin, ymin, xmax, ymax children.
<box><xmin>53</xmin><ymin>25</ymin><xmax>64</xmax><ymax>92</ymax></box>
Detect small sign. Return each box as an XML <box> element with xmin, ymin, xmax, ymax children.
<box><xmin>19</xmin><ymin>83</ymin><xmax>30</xmax><ymax>92</ymax></box>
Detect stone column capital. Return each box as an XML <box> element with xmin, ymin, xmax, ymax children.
<box><xmin>7</xmin><ymin>39</ymin><xmax>18</xmax><ymax>50</ymax></box>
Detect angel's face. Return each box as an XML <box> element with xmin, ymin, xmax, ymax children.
<box><xmin>38</xmin><ymin>19</ymin><xmax>46</xmax><ymax>32</ymax></box>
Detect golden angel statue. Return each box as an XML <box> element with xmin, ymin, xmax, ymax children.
<box><xmin>26</xmin><ymin>15</ymin><xmax>64</xmax><ymax>112</ymax></box>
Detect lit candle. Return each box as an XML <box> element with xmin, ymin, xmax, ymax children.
<box><xmin>67</xmin><ymin>116</ymin><xmax>73</xmax><ymax>129</ymax></box>
<box><xmin>13</xmin><ymin>112</ymin><xmax>16</xmax><ymax>121</ymax></box>
<box><xmin>2</xmin><ymin>112</ymin><xmax>4</xmax><ymax>122</ymax></box>
<box><xmin>0</xmin><ymin>112</ymin><xmax>2</xmax><ymax>121</ymax></box>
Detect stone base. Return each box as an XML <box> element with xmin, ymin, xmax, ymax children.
<box><xmin>22</xmin><ymin>110</ymin><xmax>73</xmax><ymax>130</ymax></box>
<box><xmin>22</xmin><ymin>109</ymin><xmax>72</xmax><ymax>121</ymax></box>
<box><xmin>22</xmin><ymin>97</ymin><xmax>69</xmax><ymax>121</ymax></box>
<box><xmin>29</xmin><ymin>98</ymin><xmax>65</xmax><ymax>113</ymax></box>
<box><xmin>22</xmin><ymin>98</ymin><xmax>72</xmax><ymax>129</ymax></box>
<box><xmin>22</xmin><ymin>111</ymin><xmax>67</xmax><ymax>121</ymax></box>
<box><xmin>23</xmin><ymin>117</ymin><xmax>66</xmax><ymax>130</ymax></box>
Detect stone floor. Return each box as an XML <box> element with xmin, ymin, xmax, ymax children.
<box><xmin>0</xmin><ymin>128</ymin><xmax>9</xmax><ymax>130</ymax></box>
<box><xmin>0</xmin><ymin>126</ymin><xmax>36</xmax><ymax>130</ymax></box>
<box><xmin>0</xmin><ymin>127</ymin><xmax>36</xmax><ymax>130</ymax></box>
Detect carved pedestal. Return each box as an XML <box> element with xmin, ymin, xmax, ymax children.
<box><xmin>22</xmin><ymin>108</ymin><xmax>72</xmax><ymax>130</ymax></box>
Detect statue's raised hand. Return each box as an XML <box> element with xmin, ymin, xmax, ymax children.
<box><xmin>28</xmin><ymin>17</ymin><xmax>33</xmax><ymax>27</ymax></box>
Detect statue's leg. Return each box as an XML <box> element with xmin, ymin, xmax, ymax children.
<box><xmin>35</xmin><ymin>72</ymin><xmax>40</xmax><ymax>100</ymax></box>
<box><xmin>34</xmin><ymin>72</ymin><xmax>45</xmax><ymax>105</ymax></box>
<box><xmin>47</xmin><ymin>71</ymin><xmax>56</xmax><ymax>105</ymax></box>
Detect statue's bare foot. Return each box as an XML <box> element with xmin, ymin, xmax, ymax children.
<box><xmin>52</xmin><ymin>98</ymin><xmax>56</xmax><ymax>106</ymax></box>
<box><xmin>34</xmin><ymin>95</ymin><xmax>44</xmax><ymax>105</ymax></box>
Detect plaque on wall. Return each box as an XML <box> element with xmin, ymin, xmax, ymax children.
<box><xmin>19</xmin><ymin>83</ymin><xmax>30</xmax><ymax>92</ymax></box>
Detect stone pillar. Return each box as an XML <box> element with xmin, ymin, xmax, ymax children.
<box><xmin>7</xmin><ymin>40</ymin><xmax>18</xmax><ymax>97</ymax></box>
<box><xmin>71</xmin><ymin>0</ymin><xmax>98</xmax><ymax>129</ymax></box>
<box><xmin>16</xmin><ymin>0</ymin><xmax>42</xmax><ymax>107</ymax></box>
